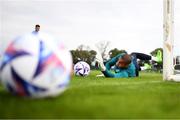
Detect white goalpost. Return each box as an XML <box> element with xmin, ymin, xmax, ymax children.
<box><xmin>163</xmin><ymin>0</ymin><xmax>180</xmax><ymax>81</ymax></box>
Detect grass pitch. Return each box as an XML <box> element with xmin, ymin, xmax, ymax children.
<box><xmin>1</xmin><ymin>71</ymin><xmax>180</xmax><ymax>119</ymax></box>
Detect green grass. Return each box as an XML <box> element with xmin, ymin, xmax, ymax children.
<box><xmin>1</xmin><ymin>71</ymin><xmax>180</xmax><ymax>119</ymax></box>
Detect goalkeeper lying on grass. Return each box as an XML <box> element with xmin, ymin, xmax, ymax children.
<box><xmin>95</xmin><ymin>50</ymin><xmax>162</xmax><ymax>78</ymax></box>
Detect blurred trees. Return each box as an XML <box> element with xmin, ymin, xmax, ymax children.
<box><xmin>70</xmin><ymin>45</ymin><xmax>96</xmax><ymax>67</ymax></box>
<box><xmin>70</xmin><ymin>44</ymin><xmax>164</xmax><ymax>72</ymax></box>
<box><xmin>109</xmin><ymin>48</ymin><xmax>127</xmax><ymax>59</ymax></box>
<box><xmin>150</xmin><ymin>48</ymin><xmax>163</xmax><ymax>56</ymax></box>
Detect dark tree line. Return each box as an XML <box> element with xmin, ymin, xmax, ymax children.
<box><xmin>109</xmin><ymin>48</ymin><xmax>127</xmax><ymax>58</ymax></box>
<box><xmin>70</xmin><ymin>45</ymin><xmax>127</xmax><ymax>67</ymax></box>
<box><xmin>150</xmin><ymin>48</ymin><xmax>163</xmax><ymax>56</ymax></box>
<box><xmin>70</xmin><ymin>49</ymin><xmax>96</xmax><ymax>66</ymax></box>
<box><xmin>70</xmin><ymin>44</ymin><xmax>163</xmax><ymax>71</ymax></box>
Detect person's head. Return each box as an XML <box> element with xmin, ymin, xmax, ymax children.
<box><xmin>116</xmin><ymin>54</ymin><xmax>132</xmax><ymax>68</ymax></box>
<box><xmin>35</xmin><ymin>24</ymin><xmax>40</xmax><ymax>32</ymax></box>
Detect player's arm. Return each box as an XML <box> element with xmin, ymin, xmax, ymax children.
<box><xmin>105</xmin><ymin>54</ymin><xmax>123</xmax><ymax>70</ymax></box>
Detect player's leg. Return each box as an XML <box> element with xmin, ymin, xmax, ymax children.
<box><xmin>131</xmin><ymin>50</ymin><xmax>162</xmax><ymax>63</ymax></box>
<box><xmin>131</xmin><ymin>52</ymin><xmax>151</xmax><ymax>60</ymax></box>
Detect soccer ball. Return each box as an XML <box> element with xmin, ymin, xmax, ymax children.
<box><xmin>0</xmin><ymin>32</ymin><xmax>72</xmax><ymax>98</ymax></box>
<box><xmin>74</xmin><ymin>61</ymin><xmax>90</xmax><ymax>76</ymax></box>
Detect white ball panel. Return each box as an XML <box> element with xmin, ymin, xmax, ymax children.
<box><xmin>11</xmin><ymin>56</ymin><xmax>38</xmax><ymax>81</ymax></box>
<box><xmin>13</xmin><ymin>34</ymin><xmax>40</xmax><ymax>56</ymax></box>
<box><xmin>31</xmin><ymin>64</ymin><xmax>70</xmax><ymax>89</ymax></box>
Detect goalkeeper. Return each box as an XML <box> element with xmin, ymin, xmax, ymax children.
<box><xmin>96</xmin><ymin>50</ymin><xmax>162</xmax><ymax>78</ymax></box>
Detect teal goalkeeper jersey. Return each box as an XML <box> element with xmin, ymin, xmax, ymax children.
<box><xmin>103</xmin><ymin>53</ymin><xmax>136</xmax><ymax>78</ymax></box>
